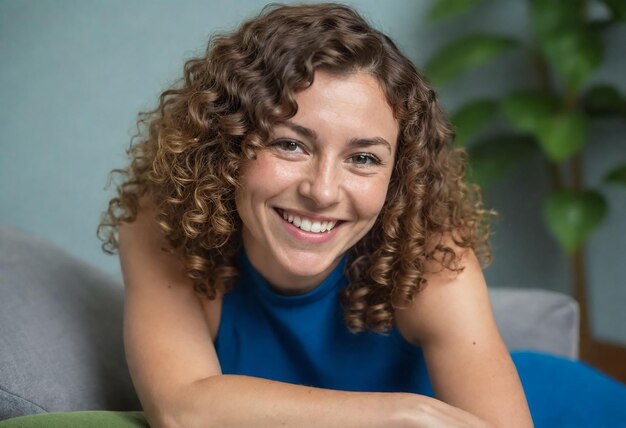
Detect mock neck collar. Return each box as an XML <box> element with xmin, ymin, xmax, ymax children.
<box><xmin>237</xmin><ymin>249</ymin><xmax>347</xmax><ymax>307</ymax></box>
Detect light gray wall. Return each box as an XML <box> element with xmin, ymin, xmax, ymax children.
<box><xmin>1</xmin><ymin>1</ymin><xmax>625</xmax><ymax>345</ymax></box>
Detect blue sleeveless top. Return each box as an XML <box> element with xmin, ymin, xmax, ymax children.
<box><xmin>214</xmin><ymin>250</ymin><xmax>434</xmax><ymax>395</ymax></box>
<box><xmin>214</xmin><ymin>252</ymin><xmax>626</xmax><ymax>427</ymax></box>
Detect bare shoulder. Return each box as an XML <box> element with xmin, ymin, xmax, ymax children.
<box><xmin>394</xmin><ymin>234</ymin><xmax>489</xmax><ymax>347</ymax></box>
<box><xmin>120</xmin><ymin>195</ymin><xmax>224</xmax><ymax>342</ymax></box>
<box><xmin>394</xmin><ymin>234</ymin><xmax>533</xmax><ymax>427</ymax></box>
<box><xmin>119</xmin><ymin>197</ymin><xmax>226</xmax><ymax>425</ymax></box>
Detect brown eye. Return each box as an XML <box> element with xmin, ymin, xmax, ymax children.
<box><xmin>350</xmin><ymin>153</ymin><xmax>380</xmax><ymax>165</ymax></box>
<box><xmin>273</xmin><ymin>140</ymin><xmax>304</xmax><ymax>153</ymax></box>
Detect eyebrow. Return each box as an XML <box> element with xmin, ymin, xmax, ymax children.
<box><xmin>282</xmin><ymin>120</ymin><xmax>392</xmax><ymax>154</ymax></box>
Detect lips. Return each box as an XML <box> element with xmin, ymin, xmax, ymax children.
<box><xmin>276</xmin><ymin>208</ymin><xmax>341</xmax><ymax>233</ymax></box>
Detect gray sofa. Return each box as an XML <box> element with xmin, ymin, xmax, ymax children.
<box><xmin>0</xmin><ymin>226</ymin><xmax>579</xmax><ymax>421</ymax></box>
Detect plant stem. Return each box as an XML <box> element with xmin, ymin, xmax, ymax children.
<box><xmin>571</xmin><ymin>246</ymin><xmax>590</xmax><ymax>348</ymax></box>
<box><xmin>528</xmin><ymin>0</ymin><xmax>594</xmax><ymax>357</ymax></box>
<box><xmin>548</xmin><ymin>163</ymin><xmax>563</xmax><ymax>190</ymax></box>
<box><xmin>529</xmin><ymin>49</ymin><xmax>565</xmax><ymax>190</ymax></box>
<box><xmin>530</xmin><ymin>48</ymin><xmax>551</xmax><ymax>92</ymax></box>
<box><xmin>572</xmin><ymin>154</ymin><xmax>583</xmax><ymax>190</ymax></box>
<box><xmin>567</xmin><ymin>0</ymin><xmax>588</xmax><ymax>345</ymax></box>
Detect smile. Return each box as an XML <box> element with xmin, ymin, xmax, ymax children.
<box><xmin>276</xmin><ymin>209</ymin><xmax>339</xmax><ymax>233</ymax></box>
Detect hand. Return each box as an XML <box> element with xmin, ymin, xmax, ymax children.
<box><xmin>391</xmin><ymin>394</ymin><xmax>493</xmax><ymax>428</ymax></box>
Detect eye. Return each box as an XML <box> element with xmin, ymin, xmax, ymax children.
<box><xmin>272</xmin><ymin>139</ymin><xmax>305</xmax><ymax>154</ymax></box>
<box><xmin>349</xmin><ymin>153</ymin><xmax>381</xmax><ymax>166</ymax></box>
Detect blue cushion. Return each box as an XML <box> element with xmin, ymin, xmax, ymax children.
<box><xmin>513</xmin><ymin>351</ymin><xmax>626</xmax><ymax>427</ymax></box>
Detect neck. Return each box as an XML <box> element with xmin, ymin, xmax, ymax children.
<box><xmin>242</xmin><ymin>239</ymin><xmax>343</xmax><ymax>296</ymax></box>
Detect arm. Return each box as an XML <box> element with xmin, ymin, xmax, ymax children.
<box><xmin>120</xmin><ymin>201</ymin><xmax>484</xmax><ymax>428</ymax></box>
<box><xmin>395</xmin><ymin>241</ymin><xmax>533</xmax><ymax>428</ymax></box>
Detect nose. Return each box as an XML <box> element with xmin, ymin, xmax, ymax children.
<box><xmin>298</xmin><ymin>158</ymin><xmax>341</xmax><ymax>208</ymax></box>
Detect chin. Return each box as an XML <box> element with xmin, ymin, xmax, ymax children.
<box><xmin>275</xmin><ymin>249</ymin><xmax>340</xmax><ymax>281</ymax></box>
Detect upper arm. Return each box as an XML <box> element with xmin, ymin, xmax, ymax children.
<box><xmin>395</xmin><ymin>244</ymin><xmax>532</xmax><ymax>428</ymax></box>
<box><xmin>118</xmin><ymin>201</ymin><xmax>222</xmax><ymax>424</ymax></box>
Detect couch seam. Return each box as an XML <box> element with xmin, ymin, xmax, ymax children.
<box><xmin>0</xmin><ymin>386</ymin><xmax>48</xmax><ymax>413</ymax></box>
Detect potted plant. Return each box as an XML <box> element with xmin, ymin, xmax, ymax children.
<box><xmin>423</xmin><ymin>0</ymin><xmax>626</xmax><ymax>379</ymax></box>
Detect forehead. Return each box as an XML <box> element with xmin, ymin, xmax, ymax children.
<box><xmin>287</xmin><ymin>71</ymin><xmax>398</xmax><ymax>150</ymax></box>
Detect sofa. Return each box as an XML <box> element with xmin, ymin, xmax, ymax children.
<box><xmin>0</xmin><ymin>225</ymin><xmax>592</xmax><ymax>425</ymax></box>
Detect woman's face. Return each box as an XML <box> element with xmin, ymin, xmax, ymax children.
<box><xmin>236</xmin><ymin>70</ymin><xmax>398</xmax><ymax>294</ymax></box>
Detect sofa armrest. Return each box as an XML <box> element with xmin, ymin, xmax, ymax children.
<box><xmin>0</xmin><ymin>226</ymin><xmax>140</xmax><ymax>421</ymax></box>
<box><xmin>489</xmin><ymin>287</ymin><xmax>580</xmax><ymax>360</ymax></box>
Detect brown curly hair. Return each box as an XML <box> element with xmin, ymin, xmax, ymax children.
<box><xmin>98</xmin><ymin>3</ymin><xmax>495</xmax><ymax>334</ymax></box>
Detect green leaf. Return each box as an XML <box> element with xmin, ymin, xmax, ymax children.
<box><xmin>451</xmin><ymin>99</ymin><xmax>498</xmax><ymax>146</ymax></box>
<box><xmin>427</xmin><ymin>0</ymin><xmax>486</xmax><ymax>22</ymax></box>
<box><xmin>467</xmin><ymin>135</ymin><xmax>536</xmax><ymax>188</ymax></box>
<box><xmin>537</xmin><ymin>111</ymin><xmax>588</xmax><ymax>163</ymax></box>
<box><xmin>530</xmin><ymin>0</ymin><xmax>602</xmax><ymax>89</ymax></box>
<box><xmin>605</xmin><ymin>164</ymin><xmax>626</xmax><ymax>186</ymax></box>
<box><xmin>531</xmin><ymin>0</ymin><xmax>583</xmax><ymax>41</ymax></box>
<box><xmin>583</xmin><ymin>84</ymin><xmax>625</xmax><ymax>116</ymax></box>
<box><xmin>543</xmin><ymin>190</ymin><xmax>607</xmax><ymax>253</ymax></box>
<box><xmin>601</xmin><ymin>0</ymin><xmax>626</xmax><ymax>21</ymax></box>
<box><xmin>425</xmin><ymin>35</ymin><xmax>519</xmax><ymax>86</ymax></box>
<box><xmin>541</xmin><ymin>28</ymin><xmax>603</xmax><ymax>90</ymax></box>
<box><xmin>502</xmin><ymin>90</ymin><xmax>559</xmax><ymax>134</ymax></box>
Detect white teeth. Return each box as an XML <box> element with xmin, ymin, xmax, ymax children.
<box><xmin>279</xmin><ymin>210</ymin><xmax>337</xmax><ymax>233</ymax></box>
<box><xmin>300</xmin><ymin>218</ymin><xmax>312</xmax><ymax>232</ymax></box>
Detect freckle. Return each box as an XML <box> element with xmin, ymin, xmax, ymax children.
<box><xmin>472</xmin><ymin>341</ymin><xmax>476</xmax><ymax>345</ymax></box>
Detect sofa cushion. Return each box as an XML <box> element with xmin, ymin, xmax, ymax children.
<box><xmin>489</xmin><ymin>287</ymin><xmax>579</xmax><ymax>359</ymax></box>
<box><xmin>0</xmin><ymin>226</ymin><xmax>140</xmax><ymax>420</ymax></box>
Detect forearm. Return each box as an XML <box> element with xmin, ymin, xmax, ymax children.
<box><xmin>166</xmin><ymin>374</ymin><xmax>417</xmax><ymax>428</ymax></box>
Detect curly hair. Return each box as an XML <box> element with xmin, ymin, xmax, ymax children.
<box><xmin>98</xmin><ymin>3</ymin><xmax>495</xmax><ymax>334</ymax></box>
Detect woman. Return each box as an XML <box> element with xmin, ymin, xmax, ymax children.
<box><xmin>98</xmin><ymin>3</ymin><xmax>533</xmax><ymax>427</ymax></box>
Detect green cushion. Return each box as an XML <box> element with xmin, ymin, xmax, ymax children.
<box><xmin>0</xmin><ymin>411</ymin><xmax>148</xmax><ymax>428</ymax></box>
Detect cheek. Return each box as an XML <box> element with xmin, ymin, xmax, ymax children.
<box><xmin>348</xmin><ymin>176</ymin><xmax>391</xmax><ymax>220</ymax></box>
<box><xmin>236</xmin><ymin>160</ymin><xmax>266</xmax><ymax>217</ymax></box>
<box><xmin>236</xmin><ymin>154</ymin><xmax>298</xmax><ymax>210</ymax></box>
<box><xmin>241</xmin><ymin>153</ymin><xmax>300</xmax><ymax>186</ymax></box>
<box><xmin>240</xmin><ymin>156</ymin><xmax>271</xmax><ymax>185</ymax></box>
<box><xmin>239</xmin><ymin>157</ymin><xmax>275</xmax><ymax>198</ymax></box>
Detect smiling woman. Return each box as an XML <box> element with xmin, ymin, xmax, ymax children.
<box><xmin>237</xmin><ymin>71</ymin><xmax>398</xmax><ymax>293</ymax></box>
<box><xmin>96</xmin><ymin>3</ymin><xmax>532</xmax><ymax>428</ymax></box>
